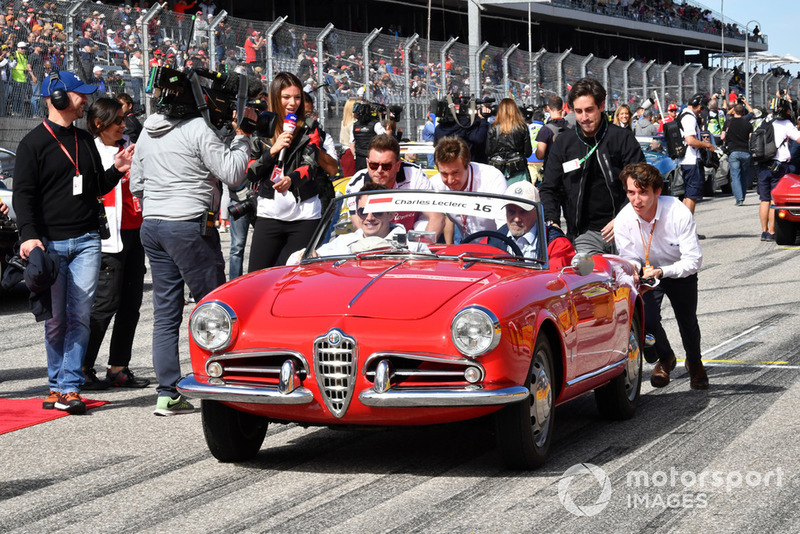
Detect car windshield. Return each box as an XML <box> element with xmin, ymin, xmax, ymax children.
<box><xmin>300</xmin><ymin>189</ymin><xmax>549</xmax><ymax>268</ymax></box>
<box><xmin>638</xmin><ymin>136</ymin><xmax>668</xmax><ymax>156</ymax></box>
<box><xmin>399</xmin><ymin>143</ymin><xmax>436</xmax><ymax>171</ymax></box>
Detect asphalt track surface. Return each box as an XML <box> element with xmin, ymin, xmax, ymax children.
<box><xmin>1</xmin><ymin>193</ymin><xmax>799</xmax><ymax>533</ymax></box>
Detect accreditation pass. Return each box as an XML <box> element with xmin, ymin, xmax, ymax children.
<box><xmin>73</xmin><ymin>174</ymin><xmax>83</xmax><ymax>196</ymax></box>
<box><xmin>562</xmin><ymin>159</ymin><xmax>581</xmax><ymax>173</ymax></box>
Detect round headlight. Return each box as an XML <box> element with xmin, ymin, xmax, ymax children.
<box><xmin>190</xmin><ymin>301</ymin><xmax>237</xmax><ymax>352</ymax></box>
<box><xmin>451</xmin><ymin>306</ymin><xmax>501</xmax><ymax>357</ymax></box>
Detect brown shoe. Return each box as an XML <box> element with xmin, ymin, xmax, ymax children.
<box><xmin>661</xmin><ymin>354</ymin><xmax>677</xmax><ymax>373</ymax></box>
<box><xmin>43</xmin><ymin>390</ymin><xmax>60</xmax><ymax>410</ymax></box>
<box><xmin>685</xmin><ymin>360</ymin><xmax>709</xmax><ymax>390</ymax></box>
<box><xmin>650</xmin><ymin>363</ymin><xmax>670</xmax><ymax>388</ymax></box>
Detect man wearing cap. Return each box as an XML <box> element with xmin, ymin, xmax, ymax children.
<box><xmin>13</xmin><ymin>70</ymin><xmax>134</xmax><ymax>414</ymax></box>
<box><xmin>680</xmin><ymin>93</ymin><xmax>716</xmax><ymax>217</ymax></box>
<box><xmin>657</xmin><ymin>103</ymin><xmax>679</xmax><ymax>133</ymax></box>
<box><xmin>489</xmin><ymin>181</ymin><xmax>575</xmax><ymax>269</ymax></box>
<box><xmin>244</xmin><ymin>30</ymin><xmax>263</xmax><ymax>69</ymax></box>
<box><xmin>10</xmin><ymin>41</ymin><xmax>31</xmax><ymax>116</ymax></box>
<box><xmin>127</xmin><ymin>48</ymin><xmax>143</xmax><ymax>105</ymax></box>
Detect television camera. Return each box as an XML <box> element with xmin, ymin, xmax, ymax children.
<box><xmin>147</xmin><ymin>66</ymin><xmax>271</xmax><ymax>136</ymax></box>
<box><xmin>434</xmin><ymin>95</ymin><xmax>496</xmax><ymax>128</ymax></box>
<box><xmin>353</xmin><ymin>101</ymin><xmax>404</xmax><ymax>124</ymax></box>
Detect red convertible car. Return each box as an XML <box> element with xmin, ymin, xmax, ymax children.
<box><xmin>771</xmin><ymin>173</ymin><xmax>800</xmax><ymax>246</ymax></box>
<box><xmin>177</xmin><ymin>189</ymin><xmax>645</xmax><ymax>469</ymax></box>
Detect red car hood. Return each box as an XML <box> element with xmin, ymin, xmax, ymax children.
<box><xmin>272</xmin><ymin>260</ymin><xmax>493</xmax><ymax>320</ymax></box>
<box><xmin>772</xmin><ymin>174</ymin><xmax>800</xmax><ymax>205</ymax></box>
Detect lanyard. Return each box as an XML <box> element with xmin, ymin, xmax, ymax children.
<box><xmin>636</xmin><ymin>219</ymin><xmax>656</xmax><ymax>268</ymax></box>
<box><xmin>42</xmin><ymin>120</ymin><xmax>80</xmax><ymax>176</ymax></box>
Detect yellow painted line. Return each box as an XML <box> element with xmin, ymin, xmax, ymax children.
<box><xmin>677</xmin><ymin>359</ymin><xmax>788</xmax><ymax>365</ymax></box>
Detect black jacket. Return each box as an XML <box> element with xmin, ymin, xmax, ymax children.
<box><xmin>247</xmin><ymin>121</ymin><xmax>322</xmax><ymax>204</ymax></box>
<box><xmin>486</xmin><ymin>124</ymin><xmax>533</xmax><ymax>164</ymax></box>
<box><xmin>539</xmin><ymin>118</ymin><xmax>644</xmax><ymax>237</ymax></box>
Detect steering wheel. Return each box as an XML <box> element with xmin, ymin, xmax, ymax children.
<box><xmin>460</xmin><ymin>230</ymin><xmax>525</xmax><ymax>258</ymax></box>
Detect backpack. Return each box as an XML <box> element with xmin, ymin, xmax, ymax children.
<box><xmin>749</xmin><ymin>119</ymin><xmax>782</xmax><ymax>163</ymax></box>
<box><xmin>663</xmin><ymin>112</ymin><xmax>688</xmax><ymax>159</ymax></box>
<box><xmin>545</xmin><ymin>120</ymin><xmax>569</xmax><ymax>140</ymax></box>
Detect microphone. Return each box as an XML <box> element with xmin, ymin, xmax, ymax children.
<box><xmin>277</xmin><ymin>113</ymin><xmax>297</xmax><ymax>166</ymax></box>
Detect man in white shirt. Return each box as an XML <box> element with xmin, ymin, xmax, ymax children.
<box><xmin>756</xmin><ymin>98</ymin><xmax>800</xmax><ymax>241</ymax></box>
<box><xmin>679</xmin><ymin>93</ymin><xmax>716</xmax><ymax>216</ymax></box>
<box><xmin>614</xmin><ymin>162</ymin><xmax>708</xmax><ymax>390</ymax></box>
<box><xmin>345</xmin><ymin>134</ymin><xmax>444</xmax><ymax>236</ymax></box>
<box><xmin>430</xmin><ymin>136</ymin><xmax>507</xmax><ymax>243</ymax></box>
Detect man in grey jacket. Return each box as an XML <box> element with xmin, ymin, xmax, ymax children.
<box><xmin>130</xmin><ymin>110</ymin><xmax>254</xmax><ymax>416</ymax></box>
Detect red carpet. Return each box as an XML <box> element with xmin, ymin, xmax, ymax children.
<box><xmin>0</xmin><ymin>398</ymin><xmax>109</xmax><ymax>435</ymax></box>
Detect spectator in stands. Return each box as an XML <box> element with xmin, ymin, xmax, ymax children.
<box><xmin>127</xmin><ymin>48</ymin><xmax>143</xmax><ymax>105</ymax></box>
<box><xmin>244</xmin><ymin>30</ymin><xmax>263</xmax><ymax>70</ymax></box>
<box><xmin>10</xmin><ymin>41</ymin><xmax>31</xmax><ymax>116</ymax></box>
<box><xmin>90</xmin><ymin>65</ymin><xmax>106</xmax><ymax>97</ymax></box>
<box><xmin>27</xmin><ymin>41</ymin><xmax>44</xmax><ymax>117</ymax></box>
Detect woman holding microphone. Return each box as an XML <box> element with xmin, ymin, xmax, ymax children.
<box><xmin>247</xmin><ymin>72</ymin><xmax>324</xmax><ymax>271</ymax></box>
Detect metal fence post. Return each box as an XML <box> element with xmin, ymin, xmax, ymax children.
<box><xmin>580</xmin><ymin>53</ymin><xmax>593</xmax><ymax>78</ymax></box>
<box><xmin>641</xmin><ymin>60</ymin><xmax>655</xmax><ymax>103</ymax></box>
<box><xmin>502</xmin><ymin>44</ymin><xmax>520</xmax><ymax>98</ymax></box>
<box><xmin>142</xmin><ymin>3</ymin><xmax>166</xmax><ymax>117</ymax></box>
<box><xmin>363</xmin><ymin>28</ymin><xmax>383</xmax><ymax>101</ymax></box>
<box><xmin>709</xmin><ymin>66</ymin><xmax>721</xmax><ymax>97</ymax></box>
<box><xmin>207</xmin><ymin>10</ymin><xmax>227</xmax><ymax>71</ymax></box>
<box><xmin>66</xmin><ymin>1</ymin><xmax>87</xmax><ymax>73</ymax></box>
<box><xmin>315</xmin><ymin>23</ymin><xmax>334</xmax><ymax>130</ymax></box>
<box><xmin>476</xmin><ymin>41</ymin><xmax>490</xmax><ymax>96</ymax></box>
<box><xmin>440</xmin><ymin>37</ymin><xmax>458</xmax><ymax>96</ymax></box>
<box><xmin>602</xmin><ymin>56</ymin><xmax>616</xmax><ymax>108</ymax></box>
<box><xmin>531</xmin><ymin>48</ymin><xmax>546</xmax><ymax>106</ymax></box>
<box><xmin>403</xmin><ymin>33</ymin><xmax>420</xmax><ymax>137</ymax></box>
<box><xmin>265</xmin><ymin>16</ymin><xmax>287</xmax><ymax>83</ymax></box>
<box><xmin>658</xmin><ymin>61</ymin><xmax>671</xmax><ymax>110</ymax></box>
<box><xmin>690</xmin><ymin>65</ymin><xmax>702</xmax><ymax>99</ymax></box>
<box><xmin>556</xmin><ymin>49</ymin><xmax>572</xmax><ymax>99</ymax></box>
<box><xmin>762</xmin><ymin>73</ymin><xmax>772</xmax><ymax>105</ymax></box>
<box><xmin>677</xmin><ymin>64</ymin><xmax>689</xmax><ymax>106</ymax></box>
<box><xmin>621</xmin><ymin>58</ymin><xmax>634</xmax><ymax>104</ymax></box>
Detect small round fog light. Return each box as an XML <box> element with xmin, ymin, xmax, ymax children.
<box><xmin>464</xmin><ymin>366</ymin><xmax>481</xmax><ymax>383</ymax></box>
<box><xmin>207</xmin><ymin>361</ymin><xmax>223</xmax><ymax>378</ymax></box>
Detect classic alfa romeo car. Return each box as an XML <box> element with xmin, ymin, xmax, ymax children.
<box><xmin>771</xmin><ymin>173</ymin><xmax>800</xmax><ymax>246</ymax></box>
<box><xmin>177</xmin><ymin>189</ymin><xmax>644</xmax><ymax>469</ymax></box>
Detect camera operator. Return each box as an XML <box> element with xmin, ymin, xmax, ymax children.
<box><xmin>433</xmin><ymin>95</ymin><xmax>492</xmax><ymax>164</ymax></box>
<box><xmin>757</xmin><ymin>97</ymin><xmax>800</xmax><ymax>241</ymax></box>
<box><xmin>350</xmin><ymin>101</ymin><xmax>386</xmax><ymax>171</ymax></box>
<box><xmin>129</xmin><ymin>72</ymin><xmax>256</xmax><ymax>416</ymax></box>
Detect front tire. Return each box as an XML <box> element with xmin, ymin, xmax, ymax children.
<box><xmin>774</xmin><ymin>216</ymin><xmax>797</xmax><ymax>246</ymax></box>
<box><xmin>495</xmin><ymin>336</ymin><xmax>555</xmax><ymax>469</ymax></box>
<box><xmin>595</xmin><ymin>314</ymin><xmax>643</xmax><ymax>420</ymax></box>
<box><xmin>202</xmin><ymin>400</ymin><xmax>269</xmax><ymax>462</ymax></box>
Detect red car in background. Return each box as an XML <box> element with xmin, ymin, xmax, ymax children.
<box><xmin>177</xmin><ymin>189</ymin><xmax>645</xmax><ymax>469</ymax></box>
<box><xmin>771</xmin><ymin>173</ymin><xmax>800</xmax><ymax>246</ymax></box>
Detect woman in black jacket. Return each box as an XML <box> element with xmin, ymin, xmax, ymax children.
<box><xmin>247</xmin><ymin>72</ymin><xmax>323</xmax><ymax>271</ymax></box>
<box><xmin>486</xmin><ymin>98</ymin><xmax>533</xmax><ymax>184</ymax></box>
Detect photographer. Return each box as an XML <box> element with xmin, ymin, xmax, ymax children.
<box><xmin>350</xmin><ymin>100</ymin><xmax>386</xmax><ymax>171</ymax></box>
<box><xmin>129</xmin><ymin>70</ymin><xmax>256</xmax><ymax>416</ymax></box>
<box><xmin>486</xmin><ymin>98</ymin><xmax>533</xmax><ymax>185</ymax></box>
<box><xmin>246</xmin><ymin>72</ymin><xmax>325</xmax><ymax>271</ymax></box>
<box><xmin>433</xmin><ymin>95</ymin><xmax>491</xmax><ymax>164</ymax></box>
<box><xmin>757</xmin><ymin>97</ymin><xmax>800</xmax><ymax>241</ymax></box>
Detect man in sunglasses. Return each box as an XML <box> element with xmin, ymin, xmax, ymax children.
<box><xmin>312</xmin><ymin>183</ymin><xmax>430</xmax><ymax>257</ymax></box>
<box><xmin>345</xmin><ymin>134</ymin><xmax>444</xmax><ymax>237</ymax></box>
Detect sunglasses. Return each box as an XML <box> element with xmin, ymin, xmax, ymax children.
<box><xmin>356</xmin><ymin>207</ymin><xmax>392</xmax><ymax>219</ymax></box>
<box><xmin>106</xmin><ymin>116</ymin><xmax>124</xmax><ymax>128</ymax></box>
<box><xmin>366</xmin><ymin>160</ymin><xmax>396</xmax><ymax>171</ymax></box>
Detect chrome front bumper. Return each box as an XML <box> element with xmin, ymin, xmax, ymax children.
<box><xmin>176</xmin><ymin>374</ymin><xmax>313</xmax><ymax>405</ymax></box>
<box><xmin>177</xmin><ymin>374</ymin><xmax>529</xmax><ymax>408</ymax></box>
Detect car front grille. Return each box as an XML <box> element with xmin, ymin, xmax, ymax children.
<box><xmin>314</xmin><ymin>329</ymin><xmax>357</xmax><ymax>418</ymax></box>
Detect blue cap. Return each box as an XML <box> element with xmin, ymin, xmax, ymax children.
<box><xmin>42</xmin><ymin>71</ymin><xmax>97</xmax><ymax>97</ymax></box>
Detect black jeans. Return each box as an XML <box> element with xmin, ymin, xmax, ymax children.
<box><xmin>141</xmin><ymin>219</ymin><xmax>226</xmax><ymax>397</ymax></box>
<box><xmin>643</xmin><ymin>274</ymin><xmax>702</xmax><ymax>364</ymax></box>
<box><xmin>84</xmin><ymin>229</ymin><xmax>146</xmax><ymax>370</ymax></box>
<box><xmin>248</xmin><ymin>217</ymin><xmax>319</xmax><ymax>272</ymax></box>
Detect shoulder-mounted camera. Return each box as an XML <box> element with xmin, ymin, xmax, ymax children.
<box><xmin>433</xmin><ymin>95</ymin><xmax>495</xmax><ymax>128</ymax></box>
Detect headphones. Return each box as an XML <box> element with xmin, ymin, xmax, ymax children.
<box><xmin>47</xmin><ymin>70</ymin><xmax>69</xmax><ymax>111</ymax></box>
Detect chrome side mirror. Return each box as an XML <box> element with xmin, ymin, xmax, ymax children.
<box><xmin>570</xmin><ymin>253</ymin><xmax>595</xmax><ymax>276</ymax></box>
